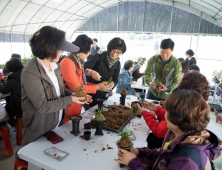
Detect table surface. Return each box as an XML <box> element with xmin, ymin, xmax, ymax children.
<box><xmin>131</xmin><ymin>78</ymin><xmax>149</xmax><ymax>90</ymax></box>
<box><xmin>0</xmin><ymin>92</ymin><xmax>10</xmax><ymax>99</ymax></box>
<box><xmin>19</xmin><ymin>94</ymin><xmax>150</xmax><ymax>170</ymax></box>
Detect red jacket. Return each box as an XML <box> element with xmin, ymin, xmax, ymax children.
<box><xmin>141</xmin><ymin>101</ymin><xmax>210</xmax><ymax>138</ymax></box>
<box><xmin>60</xmin><ymin>58</ymin><xmax>97</xmax><ymax>123</ymax></box>
<box><xmin>141</xmin><ymin>106</ymin><xmax>168</xmax><ymax>138</ymax></box>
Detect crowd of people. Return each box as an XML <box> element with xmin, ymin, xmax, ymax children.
<box><xmin>0</xmin><ymin>25</ymin><xmax>221</xmax><ymax>170</ymax></box>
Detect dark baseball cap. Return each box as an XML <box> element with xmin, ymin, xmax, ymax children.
<box><xmin>59</xmin><ymin>37</ymin><xmax>79</xmax><ymax>53</ymax></box>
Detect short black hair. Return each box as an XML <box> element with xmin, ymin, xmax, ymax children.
<box><xmin>29</xmin><ymin>26</ymin><xmax>65</xmax><ymax>60</ymax></box>
<box><xmin>11</xmin><ymin>53</ymin><xmax>21</xmax><ymax>60</ymax></box>
<box><xmin>72</xmin><ymin>34</ymin><xmax>93</xmax><ymax>54</ymax></box>
<box><xmin>178</xmin><ymin>58</ymin><xmax>184</xmax><ymax>62</ymax></box>
<box><xmin>93</xmin><ymin>38</ymin><xmax>98</xmax><ymax>42</ymax></box>
<box><xmin>124</xmin><ymin>60</ymin><xmax>134</xmax><ymax>70</ymax></box>
<box><xmin>188</xmin><ymin>65</ymin><xmax>200</xmax><ymax>72</ymax></box>
<box><xmin>160</xmin><ymin>38</ymin><xmax>174</xmax><ymax>50</ymax></box>
<box><xmin>107</xmin><ymin>37</ymin><xmax>126</xmax><ymax>55</ymax></box>
<box><xmin>5</xmin><ymin>58</ymin><xmax>23</xmax><ymax>72</ymax></box>
<box><xmin>186</xmin><ymin>49</ymin><xmax>194</xmax><ymax>56</ymax></box>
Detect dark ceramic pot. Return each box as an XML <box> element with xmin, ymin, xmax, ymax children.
<box><xmin>70</xmin><ymin>116</ymin><xmax>82</xmax><ymax>136</ymax></box>
<box><xmin>120</xmin><ymin>94</ymin><xmax>126</xmax><ymax>106</ymax></box>
<box><xmin>116</xmin><ymin>140</ymin><xmax>134</xmax><ymax>167</ymax></box>
<box><xmin>94</xmin><ymin>119</ymin><xmax>105</xmax><ymax>135</ymax></box>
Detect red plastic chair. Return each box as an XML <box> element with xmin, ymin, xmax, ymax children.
<box><xmin>0</xmin><ymin>121</ymin><xmax>13</xmax><ymax>157</ymax></box>
<box><xmin>16</xmin><ymin>117</ymin><xmax>23</xmax><ymax>145</ymax></box>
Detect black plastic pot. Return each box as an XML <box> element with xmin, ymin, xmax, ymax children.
<box><xmin>70</xmin><ymin>116</ymin><xmax>82</xmax><ymax>136</ymax></box>
<box><xmin>214</xmin><ymin>108</ymin><xmax>222</xmax><ymax>115</ymax></box>
<box><xmin>131</xmin><ymin>101</ymin><xmax>142</xmax><ymax>118</ymax></box>
<box><xmin>97</xmin><ymin>98</ymin><xmax>104</xmax><ymax>109</ymax></box>
<box><xmin>209</xmin><ymin>103</ymin><xmax>221</xmax><ymax>112</ymax></box>
<box><xmin>142</xmin><ymin>78</ymin><xmax>145</xmax><ymax>85</ymax></box>
<box><xmin>120</xmin><ymin>94</ymin><xmax>126</xmax><ymax>106</ymax></box>
<box><xmin>116</xmin><ymin>140</ymin><xmax>134</xmax><ymax>167</ymax></box>
<box><xmin>94</xmin><ymin>119</ymin><xmax>105</xmax><ymax>135</ymax></box>
<box><xmin>140</xmin><ymin>93</ymin><xmax>145</xmax><ymax>100</ymax></box>
<box><xmin>84</xmin><ymin>131</ymin><xmax>91</xmax><ymax>140</ymax></box>
<box><xmin>84</xmin><ymin>122</ymin><xmax>91</xmax><ymax>129</ymax></box>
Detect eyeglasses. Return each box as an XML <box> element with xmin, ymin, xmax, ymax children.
<box><xmin>111</xmin><ymin>50</ymin><xmax>122</xmax><ymax>56</ymax></box>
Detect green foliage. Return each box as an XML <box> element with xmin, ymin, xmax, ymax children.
<box><xmin>21</xmin><ymin>54</ymin><xmax>34</xmax><ymax>65</ymax></box>
<box><xmin>117</xmin><ymin>129</ymin><xmax>131</xmax><ymax>141</ymax></box>
<box><xmin>94</xmin><ymin>107</ymin><xmax>105</xmax><ymax>121</ymax></box>
<box><xmin>132</xmin><ymin>107</ymin><xmax>137</xmax><ymax>117</ymax></box>
<box><xmin>121</xmin><ymin>87</ymin><xmax>127</xmax><ymax>92</ymax></box>
<box><xmin>0</xmin><ymin>64</ymin><xmax>5</xmax><ymax>69</ymax></box>
<box><xmin>107</xmin><ymin>77</ymin><xmax>113</xmax><ymax>84</ymax></box>
<box><xmin>74</xmin><ymin>85</ymin><xmax>84</xmax><ymax>93</ymax></box>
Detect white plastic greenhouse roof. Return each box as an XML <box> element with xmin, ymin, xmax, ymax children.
<box><xmin>0</xmin><ymin>0</ymin><xmax>222</xmax><ymax>37</ymax></box>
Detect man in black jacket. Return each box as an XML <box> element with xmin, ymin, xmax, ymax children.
<box><xmin>85</xmin><ymin>37</ymin><xmax>126</xmax><ymax>107</ymax></box>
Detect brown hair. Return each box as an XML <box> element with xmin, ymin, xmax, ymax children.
<box><xmin>165</xmin><ymin>89</ymin><xmax>210</xmax><ymax>132</ymax></box>
<box><xmin>178</xmin><ymin>71</ymin><xmax>210</xmax><ymax>101</ymax></box>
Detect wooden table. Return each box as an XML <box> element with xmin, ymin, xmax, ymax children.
<box><xmin>18</xmin><ymin>94</ymin><xmax>150</xmax><ymax>170</ymax></box>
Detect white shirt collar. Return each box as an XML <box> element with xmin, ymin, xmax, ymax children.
<box><xmin>37</xmin><ymin>57</ymin><xmax>58</xmax><ymax>73</ymax></box>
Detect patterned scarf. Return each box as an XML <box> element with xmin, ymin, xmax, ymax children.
<box><xmin>107</xmin><ymin>55</ymin><xmax>119</xmax><ymax>68</ymax></box>
<box><xmin>71</xmin><ymin>53</ymin><xmax>87</xmax><ymax>85</ymax></box>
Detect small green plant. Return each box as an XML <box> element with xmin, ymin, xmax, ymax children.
<box><xmin>74</xmin><ymin>85</ymin><xmax>84</xmax><ymax>93</ymax></box>
<box><xmin>132</xmin><ymin>107</ymin><xmax>137</xmax><ymax>117</ymax></box>
<box><xmin>117</xmin><ymin>129</ymin><xmax>131</xmax><ymax>141</ymax></box>
<box><xmin>121</xmin><ymin>87</ymin><xmax>127</xmax><ymax>92</ymax></box>
<box><xmin>107</xmin><ymin>77</ymin><xmax>113</xmax><ymax>84</ymax></box>
<box><xmin>94</xmin><ymin>107</ymin><xmax>105</xmax><ymax>121</ymax></box>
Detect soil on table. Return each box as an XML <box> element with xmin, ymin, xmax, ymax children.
<box><xmin>120</xmin><ymin>90</ymin><xmax>127</xmax><ymax>95</ymax></box>
<box><xmin>76</xmin><ymin>91</ymin><xmax>87</xmax><ymax>102</ymax></box>
<box><xmin>92</xmin><ymin>105</ymin><xmax>132</xmax><ymax>130</ymax></box>
<box><xmin>118</xmin><ymin>137</ymin><xmax>132</xmax><ymax>148</ymax></box>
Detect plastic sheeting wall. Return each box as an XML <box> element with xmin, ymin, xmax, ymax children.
<box><xmin>77</xmin><ymin>2</ymin><xmax>222</xmax><ymax>34</ymax></box>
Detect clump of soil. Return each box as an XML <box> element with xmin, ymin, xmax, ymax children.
<box><xmin>103</xmin><ymin>77</ymin><xmax>113</xmax><ymax>86</ymax></box>
<box><xmin>94</xmin><ymin>108</ymin><xmax>105</xmax><ymax>121</ymax></box>
<box><xmin>131</xmin><ymin>103</ymin><xmax>139</xmax><ymax>117</ymax></box>
<box><xmin>75</xmin><ymin>85</ymin><xmax>87</xmax><ymax>102</ymax></box>
<box><xmin>156</xmin><ymin>82</ymin><xmax>164</xmax><ymax>90</ymax></box>
<box><xmin>118</xmin><ymin>137</ymin><xmax>132</xmax><ymax>148</ymax></box>
<box><xmin>101</xmin><ymin>147</ymin><xmax>105</xmax><ymax>151</ymax></box>
<box><xmin>120</xmin><ymin>87</ymin><xmax>127</xmax><ymax>95</ymax></box>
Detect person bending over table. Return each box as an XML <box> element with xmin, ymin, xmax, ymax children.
<box><xmin>21</xmin><ymin>26</ymin><xmax>92</xmax><ymax>145</ymax></box>
<box><xmin>60</xmin><ymin>34</ymin><xmax>111</xmax><ymax>123</ymax></box>
<box><xmin>116</xmin><ymin>60</ymin><xmax>140</xmax><ymax>95</ymax></box>
<box><xmin>84</xmin><ymin>37</ymin><xmax>126</xmax><ymax>107</ymax></box>
<box><xmin>143</xmin><ymin>38</ymin><xmax>181</xmax><ymax>101</ymax></box>
<box><xmin>115</xmin><ymin>90</ymin><xmax>221</xmax><ymax>170</ymax></box>
<box><xmin>0</xmin><ymin>58</ymin><xmax>23</xmax><ymax>128</ymax></box>
<box><xmin>138</xmin><ymin>71</ymin><xmax>210</xmax><ymax>149</ymax></box>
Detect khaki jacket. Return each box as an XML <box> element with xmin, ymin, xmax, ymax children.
<box><xmin>21</xmin><ymin>57</ymin><xmax>73</xmax><ymax>145</ymax></box>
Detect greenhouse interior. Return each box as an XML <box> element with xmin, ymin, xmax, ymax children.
<box><xmin>0</xmin><ymin>0</ymin><xmax>222</xmax><ymax>170</ymax></box>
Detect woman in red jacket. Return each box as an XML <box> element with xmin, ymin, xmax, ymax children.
<box><xmin>60</xmin><ymin>34</ymin><xmax>112</xmax><ymax>123</ymax></box>
<box><xmin>137</xmin><ymin>71</ymin><xmax>210</xmax><ymax>149</ymax></box>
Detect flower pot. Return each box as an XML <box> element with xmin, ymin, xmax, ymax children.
<box><xmin>84</xmin><ymin>131</ymin><xmax>91</xmax><ymax>140</ymax></box>
<box><xmin>140</xmin><ymin>93</ymin><xmax>145</xmax><ymax>100</ymax></box>
<box><xmin>94</xmin><ymin>119</ymin><xmax>105</xmax><ymax>135</ymax></box>
<box><xmin>120</xmin><ymin>94</ymin><xmax>126</xmax><ymax>106</ymax></box>
<box><xmin>84</xmin><ymin>122</ymin><xmax>91</xmax><ymax>129</ymax></box>
<box><xmin>116</xmin><ymin>139</ymin><xmax>134</xmax><ymax>167</ymax></box>
<box><xmin>97</xmin><ymin>98</ymin><xmax>104</xmax><ymax>109</ymax></box>
<box><xmin>70</xmin><ymin>116</ymin><xmax>82</xmax><ymax>136</ymax></box>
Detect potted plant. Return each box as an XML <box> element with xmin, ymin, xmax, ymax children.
<box><xmin>116</xmin><ymin>129</ymin><xmax>134</xmax><ymax>167</ymax></box>
<box><xmin>156</xmin><ymin>82</ymin><xmax>164</xmax><ymax>90</ymax></box>
<box><xmin>75</xmin><ymin>85</ymin><xmax>87</xmax><ymax>102</ymax></box>
<box><xmin>131</xmin><ymin>101</ymin><xmax>142</xmax><ymax>118</ymax></box>
<box><xmin>70</xmin><ymin>116</ymin><xmax>82</xmax><ymax>136</ymax></box>
<box><xmin>94</xmin><ymin>107</ymin><xmax>105</xmax><ymax>135</ymax></box>
<box><xmin>120</xmin><ymin>87</ymin><xmax>127</xmax><ymax>105</ymax></box>
<box><xmin>104</xmin><ymin>77</ymin><xmax>113</xmax><ymax>86</ymax></box>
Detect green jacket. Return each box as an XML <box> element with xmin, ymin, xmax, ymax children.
<box><xmin>144</xmin><ymin>54</ymin><xmax>182</xmax><ymax>99</ymax></box>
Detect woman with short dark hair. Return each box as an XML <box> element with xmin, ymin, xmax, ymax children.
<box><xmin>60</xmin><ymin>34</ymin><xmax>111</xmax><ymax>122</ymax></box>
<box><xmin>115</xmin><ymin>90</ymin><xmax>221</xmax><ymax>170</ymax></box>
<box><xmin>84</xmin><ymin>37</ymin><xmax>127</xmax><ymax>107</ymax></box>
<box><xmin>185</xmin><ymin>49</ymin><xmax>197</xmax><ymax>65</ymax></box>
<box><xmin>21</xmin><ymin>26</ymin><xmax>91</xmax><ymax>145</ymax></box>
<box><xmin>116</xmin><ymin>60</ymin><xmax>140</xmax><ymax>95</ymax></box>
<box><xmin>0</xmin><ymin>58</ymin><xmax>24</xmax><ymax>128</ymax></box>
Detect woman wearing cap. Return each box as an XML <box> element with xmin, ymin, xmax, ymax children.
<box><xmin>84</xmin><ymin>37</ymin><xmax>126</xmax><ymax>107</ymax></box>
<box><xmin>185</xmin><ymin>49</ymin><xmax>197</xmax><ymax>65</ymax></box>
<box><xmin>21</xmin><ymin>26</ymin><xmax>91</xmax><ymax>145</ymax></box>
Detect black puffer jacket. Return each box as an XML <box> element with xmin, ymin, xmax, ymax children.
<box><xmin>0</xmin><ymin>69</ymin><xmax>22</xmax><ymax>117</ymax></box>
<box><xmin>84</xmin><ymin>51</ymin><xmax>121</xmax><ymax>106</ymax></box>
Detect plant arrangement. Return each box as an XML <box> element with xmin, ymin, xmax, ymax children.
<box><xmin>104</xmin><ymin>77</ymin><xmax>113</xmax><ymax>86</ymax></box>
<box><xmin>120</xmin><ymin>87</ymin><xmax>127</xmax><ymax>95</ymax></box>
<box><xmin>94</xmin><ymin>107</ymin><xmax>105</xmax><ymax>121</ymax></box>
<box><xmin>75</xmin><ymin>85</ymin><xmax>87</xmax><ymax>102</ymax></box>
<box><xmin>131</xmin><ymin>103</ymin><xmax>138</xmax><ymax>118</ymax></box>
<box><xmin>117</xmin><ymin>129</ymin><xmax>132</xmax><ymax>148</ymax></box>
<box><xmin>156</xmin><ymin>82</ymin><xmax>164</xmax><ymax>90</ymax></box>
